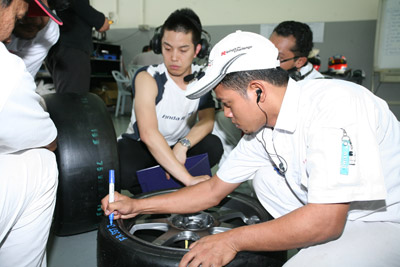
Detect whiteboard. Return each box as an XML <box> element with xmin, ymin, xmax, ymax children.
<box><xmin>374</xmin><ymin>0</ymin><xmax>400</xmax><ymax>71</ymax></box>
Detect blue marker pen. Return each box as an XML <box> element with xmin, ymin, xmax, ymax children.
<box><xmin>108</xmin><ymin>169</ymin><xmax>115</xmax><ymax>225</ymax></box>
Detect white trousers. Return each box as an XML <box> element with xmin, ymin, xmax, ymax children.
<box><xmin>212</xmin><ymin>110</ymin><xmax>242</xmax><ymax>165</ymax></box>
<box><xmin>284</xmin><ymin>220</ymin><xmax>400</xmax><ymax>267</ymax></box>
<box><xmin>0</xmin><ymin>149</ymin><xmax>58</xmax><ymax>267</ymax></box>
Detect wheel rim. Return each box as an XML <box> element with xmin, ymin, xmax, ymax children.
<box><xmin>117</xmin><ymin>189</ymin><xmax>269</xmax><ymax>251</ymax></box>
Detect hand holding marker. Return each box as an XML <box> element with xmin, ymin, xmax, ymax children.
<box><xmin>109</xmin><ymin>170</ymin><xmax>115</xmax><ymax>225</ymax></box>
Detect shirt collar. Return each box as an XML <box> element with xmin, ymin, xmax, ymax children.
<box><xmin>274</xmin><ymin>78</ymin><xmax>300</xmax><ymax>133</ymax></box>
<box><xmin>299</xmin><ymin>62</ymin><xmax>314</xmax><ymax>76</ymax></box>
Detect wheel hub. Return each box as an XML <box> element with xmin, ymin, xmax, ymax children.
<box><xmin>169</xmin><ymin>212</ymin><xmax>216</xmax><ymax>231</ymax></box>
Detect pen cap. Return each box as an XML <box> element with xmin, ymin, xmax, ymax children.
<box><xmin>109</xmin><ymin>169</ymin><xmax>115</xmax><ymax>183</ymax></box>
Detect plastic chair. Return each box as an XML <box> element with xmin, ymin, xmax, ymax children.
<box><xmin>126</xmin><ymin>64</ymin><xmax>143</xmax><ymax>81</ymax></box>
<box><xmin>111</xmin><ymin>70</ymin><xmax>132</xmax><ymax>117</ymax></box>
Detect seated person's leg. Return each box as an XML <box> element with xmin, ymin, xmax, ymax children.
<box><xmin>0</xmin><ymin>148</ymin><xmax>58</xmax><ymax>267</ymax></box>
<box><xmin>118</xmin><ymin>137</ymin><xmax>158</xmax><ymax>194</ymax></box>
<box><xmin>187</xmin><ymin>133</ymin><xmax>223</xmax><ymax>168</ymax></box>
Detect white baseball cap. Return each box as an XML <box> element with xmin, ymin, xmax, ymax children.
<box><xmin>186</xmin><ymin>30</ymin><xmax>280</xmax><ymax>99</ymax></box>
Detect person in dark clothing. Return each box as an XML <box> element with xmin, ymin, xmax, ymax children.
<box><xmin>45</xmin><ymin>0</ymin><xmax>110</xmax><ymax>93</ymax></box>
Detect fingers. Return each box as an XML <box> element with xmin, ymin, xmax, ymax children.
<box><xmin>101</xmin><ymin>195</ymin><xmax>110</xmax><ymax>213</ymax></box>
<box><xmin>101</xmin><ymin>193</ymin><xmax>141</xmax><ymax>220</ymax></box>
<box><xmin>179</xmin><ymin>250</ymin><xmax>195</xmax><ymax>267</ymax></box>
<box><xmin>98</xmin><ymin>17</ymin><xmax>111</xmax><ymax>32</ymax></box>
<box><xmin>180</xmin><ymin>251</ymin><xmax>220</xmax><ymax>267</ymax></box>
<box><xmin>179</xmin><ymin>234</ymin><xmax>237</xmax><ymax>267</ymax></box>
<box><xmin>103</xmin><ymin>202</ymin><xmax>116</xmax><ymax>216</ymax></box>
<box><xmin>101</xmin><ymin>192</ymin><xmax>123</xmax><ymax>215</ymax></box>
<box><xmin>179</xmin><ymin>241</ymin><xmax>203</xmax><ymax>267</ymax></box>
<box><xmin>179</xmin><ymin>241</ymin><xmax>206</xmax><ymax>267</ymax></box>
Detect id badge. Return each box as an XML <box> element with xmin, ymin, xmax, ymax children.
<box><xmin>340</xmin><ymin>138</ymin><xmax>350</xmax><ymax>175</ymax></box>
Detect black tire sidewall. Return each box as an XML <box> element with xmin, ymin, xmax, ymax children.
<box><xmin>44</xmin><ymin>93</ymin><xmax>120</xmax><ymax>236</ymax></box>
<box><xmin>97</xmin><ymin>190</ymin><xmax>286</xmax><ymax>267</ymax></box>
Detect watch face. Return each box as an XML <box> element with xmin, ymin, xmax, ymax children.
<box><xmin>179</xmin><ymin>138</ymin><xmax>191</xmax><ymax>148</ymax></box>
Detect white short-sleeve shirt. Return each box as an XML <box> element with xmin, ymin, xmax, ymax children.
<box><xmin>218</xmin><ymin>78</ymin><xmax>400</xmax><ymax>223</ymax></box>
<box><xmin>0</xmin><ymin>43</ymin><xmax>57</xmax><ymax>154</ymax></box>
<box><xmin>125</xmin><ymin>64</ymin><xmax>214</xmax><ymax>146</ymax></box>
<box><xmin>6</xmin><ymin>20</ymin><xmax>59</xmax><ymax>78</ymax></box>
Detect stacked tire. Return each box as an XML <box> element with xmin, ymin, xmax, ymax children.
<box><xmin>44</xmin><ymin>93</ymin><xmax>120</xmax><ymax>236</ymax></box>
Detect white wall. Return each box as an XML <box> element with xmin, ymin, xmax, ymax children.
<box><xmin>91</xmin><ymin>0</ymin><xmax>380</xmax><ymax>28</ymax></box>
<box><xmin>90</xmin><ymin>0</ymin><xmax>400</xmax><ymax>119</ymax></box>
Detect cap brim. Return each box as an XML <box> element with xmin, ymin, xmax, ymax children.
<box><xmin>186</xmin><ymin>53</ymin><xmax>245</xmax><ymax>99</ymax></box>
<box><xmin>27</xmin><ymin>0</ymin><xmax>63</xmax><ymax>26</ymax></box>
<box><xmin>186</xmin><ymin>73</ymin><xmax>225</xmax><ymax>100</ymax></box>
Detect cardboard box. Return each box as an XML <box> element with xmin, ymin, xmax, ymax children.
<box><xmin>91</xmin><ymin>82</ymin><xmax>118</xmax><ymax>106</ymax></box>
<box><xmin>102</xmin><ymin>89</ymin><xmax>118</xmax><ymax>106</ymax></box>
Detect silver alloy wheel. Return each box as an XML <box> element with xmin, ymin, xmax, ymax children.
<box><xmin>117</xmin><ymin>189</ymin><xmax>266</xmax><ymax>250</ymax></box>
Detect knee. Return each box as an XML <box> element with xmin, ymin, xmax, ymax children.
<box><xmin>212</xmin><ymin>134</ymin><xmax>224</xmax><ymax>156</ymax></box>
<box><xmin>203</xmin><ymin>134</ymin><xmax>224</xmax><ymax>165</ymax></box>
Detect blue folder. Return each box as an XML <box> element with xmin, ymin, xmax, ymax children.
<box><xmin>136</xmin><ymin>153</ymin><xmax>211</xmax><ymax>193</ymax></box>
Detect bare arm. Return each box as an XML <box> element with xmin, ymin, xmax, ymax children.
<box><xmin>184</xmin><ymin>107</ymin><xmax>214</xmax><ymax>147</ymax></box>
<box><xmin>101</xmin><ymin>175</ymin><xmax>240</xmax><ymax>219</ymax></box>
<box><xmin>179</xmin><ymin>202</ymin><xmax>349</xmax><ymax>267</ymax></box>
<box><xmin>134</xmin><ymin>72</ymin><xmax>206</xmax><ymax>186</ymax></box>
<box><xmin>44</xmin><ymin>137</ymin><xmax>57</xmax><ymax>152</ymax></box>
<box><xmin>98</xmin><ymin>17</ymin><xmax>110</xmax><ymax>32</ymax></box>
<box><xmin>102</xmin><ymin>172</ymin><xmax>349</xmax><ymax>267</ymax></box>
<box><xmin>173</xmin><ymin>107</ymin><xmax>215</xmax><ymax>165</ymax></box>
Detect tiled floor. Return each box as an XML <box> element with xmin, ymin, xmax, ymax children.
<box><xmin>46</xmin><ymin>111</ymin><xmax>294</xmax><ymax>267</ymax></box>
<box><xmin>47</xmin><ymin>229</ymin><xmax>97</xmax><ymax>267</ymax></box>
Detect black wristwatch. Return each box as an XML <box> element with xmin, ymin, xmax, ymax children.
<box><xmin>178</xmin><ymin>138</ymin><xmax>191</xmax><ymax>149</ymax></box>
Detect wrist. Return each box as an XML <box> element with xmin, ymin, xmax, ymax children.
<box><xmin>225</xmin><ymin>228</ymin><xmax>241</xmax><ymax>252</ymax></box>
<box><xmin>178</xmin><ymin>137</ymin><xmax>191</xmax><ymax>150</ymax></box>
<box><xmin>182</xmin><ymin>174</ymin><xmax>193</xmax><ymax>186</ymax></box>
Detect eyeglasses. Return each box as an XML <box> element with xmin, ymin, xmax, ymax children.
<box><xmin>279</xmin><ymin>56</ymin><xmax>299</xmax><ymax>63</ymax></box>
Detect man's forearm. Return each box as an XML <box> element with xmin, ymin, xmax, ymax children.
<box><xmin>133</xmin><ymin>176</ymin><xmax>237</xmax><ymax>215</ymax></box>
<box><xmin>135</xmin><ymin>179</ymin><xmax>218</xmax><ymax>214</ymax></box>
<box><xmin>185</xmin><ymin>117</ymin><xmax>214</xmax><ymax>147</ymax></box>
<box><xmin>143</xmin><ymin>131</ymin><xmax>193</xmax><ymax>185</ymax></box>
<box><xmin>226</xmin><ymin>203</ymin><xmax>349</xmax><ymax>253</ymax></box>
<box><xmin>183</xmin><ymin>107</ymin><xmax>215</xmax><ymax>147</ymax></box>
